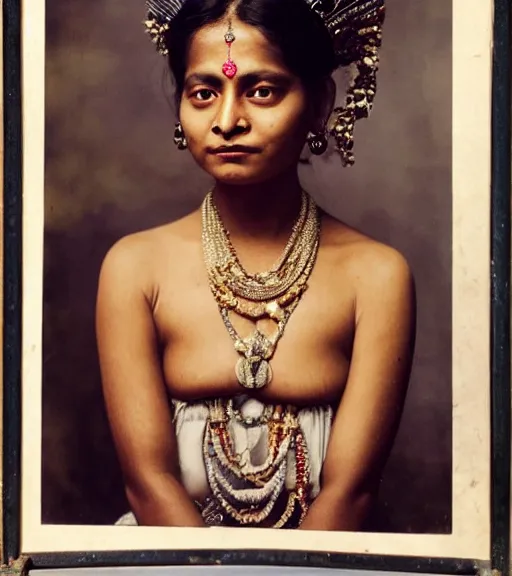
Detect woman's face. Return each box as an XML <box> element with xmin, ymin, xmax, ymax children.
<box><xmin>179</xmin><ymin>17</ymin><xmax>315</xmax><ymax>185</ymax></box>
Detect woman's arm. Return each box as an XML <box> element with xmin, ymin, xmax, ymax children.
<box><xmin>96</xmin><ymin>236</ymin><xmax>205</xmax><ymax>527</ymax></box>
<box><xmin>300</xmin><ymin>246</ymin><xmax>416</xmax><ymax>531</ymax></box>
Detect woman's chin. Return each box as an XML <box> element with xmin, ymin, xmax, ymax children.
<box><xmin>206</xmin><ymin>166</ymin><xmax>277</xmax><ymax>186</ymax></box>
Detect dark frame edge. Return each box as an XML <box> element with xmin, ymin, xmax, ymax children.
<box><xmin>2</xmin><ymin>0</ymin><xmax>23</xmax><ymax>567</ymax></box>
<box><xmin>490</xmin><ymin>0</ymin><xmax>512</xmax><ymax>574</ymax></box>
<box><xmin>0</xmin><ymin>0</ymin><xmax>508</xmax><ymax>573</ymax></box>
<box><xmin>25</xmin><ymin>550</ymin><xmax>481</xmax><ymax>574</ymax></box>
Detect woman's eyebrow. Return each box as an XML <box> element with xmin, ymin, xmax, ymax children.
<box><xmin>239</xmin><ymin>71</ymin><xmax>293</xmax><ymax>88</ymax></box>
<box><xmin>184</xmin><ymin>70</ymin><xmax>293</xmax><ymax>91</ymax></box>
<box><xmin>184</xmin><ymin>73</ymin><xmax>223</xmax><ymax>90</ymax></box>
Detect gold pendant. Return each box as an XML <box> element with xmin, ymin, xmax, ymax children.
<box><xmin>235</xmin><ymin>331</ymin><xmax>275</xmax><ymax>389</ymax></box>
<box><xmin>236</xmin><ymin>357</ymin><xmax>273</xmax><ymax>389</ymax></box>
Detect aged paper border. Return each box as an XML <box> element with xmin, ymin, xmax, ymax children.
<box><xmin>19</xmin><ymin>0</ymin><xmax>493</xmax><ymax>560</ymax></box>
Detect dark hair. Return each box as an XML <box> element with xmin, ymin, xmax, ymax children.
<box><xmin>164</xmin><ymin>0</ymin><xmax>337</xmax><ymax>105</ymax></box>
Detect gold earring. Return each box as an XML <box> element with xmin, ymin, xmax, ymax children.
<box><xmin>173</xmin><ymin>122</ymin><xmax>187</xmax><ymax>150</ymax></box>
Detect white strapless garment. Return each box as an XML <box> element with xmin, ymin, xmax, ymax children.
<box><xmin>116</xmin><ymin>397</ymin><xmax>333</xmax><ymax>526</ymax></box>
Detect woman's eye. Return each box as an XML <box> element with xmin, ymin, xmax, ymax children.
<box><xmin>249</xmin><ymin>87</ymin><xmax>275</xmax><ymax>99</ymax></box>
<box><xmin>192</xmin><ymin>89</ymin><xmax>215</xmax><ymax>101</ymax></box>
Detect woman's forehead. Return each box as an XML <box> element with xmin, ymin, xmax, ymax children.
<box><xmin>186</xmin><ymin>18</ymin><xmax>285</xmax><ymax>72</ymax></box>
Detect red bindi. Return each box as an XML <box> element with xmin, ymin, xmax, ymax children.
<box><xmin>222</xmin><ymin>20</ymin><xmax>237</xmax><ymax>79</ymax></box>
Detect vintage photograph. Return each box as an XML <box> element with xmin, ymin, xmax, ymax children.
<box><xmin>41</xmin><ymin>0</ymin><xmax>451</xmax><ymax>532</ymax></box>
<box><xmin>19</xmin><ymin>0</ymin><xmax>492</xmax><ymax>559</ymax></box>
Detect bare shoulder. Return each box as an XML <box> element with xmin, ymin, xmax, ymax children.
<box><xmin>321</xmin><ymin>213</ymin><xmax>414</xmax><ymax>295</ymax></box>
<box><xmin>99</xmin><ymin>210</ymin><xmax>201</xmax><ymax>293</ymax></box>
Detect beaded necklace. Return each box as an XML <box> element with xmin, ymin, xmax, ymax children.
<box><xmin>198</xmin><ymin>190</ymin><xmax>320</xmax><ymax>526</ymax></box>
<box><xmin>201</xmin><ymin>189</ymin><xmax>321</xmax><ymax>390</ymax></box>
<box><xmin>200</xmin><ymin>399</ymin><xmax>311</xmax><ymax>528</ymax></box>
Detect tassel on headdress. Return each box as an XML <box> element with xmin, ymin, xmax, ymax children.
<box><xmin>305</xmin><ymin>0</ymin><xmax>386</xmax><ymax>165</ymax></box>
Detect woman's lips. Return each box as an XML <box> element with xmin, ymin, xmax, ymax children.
<box><xmin>208</xmin><ymin>145</ymin><xmax>261</xmax><ymax>159</ymax></box>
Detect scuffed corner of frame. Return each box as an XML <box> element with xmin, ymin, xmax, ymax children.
<box><xmin>472</xmin><ymin>561</ymin><xmax>492</xmax><ymax>576</ymax></box>
<box><xmin>0</xmin><ymin>556</ymin><xmax>31</xmax><ymax>576</ymax></box>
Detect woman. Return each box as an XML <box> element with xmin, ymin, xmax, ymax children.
<box><xmin>96</xmin><ymin>0</ymin><xmax>416</xmax><ymax>530</ymax></box>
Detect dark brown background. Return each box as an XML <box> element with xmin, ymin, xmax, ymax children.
<box><xmin>42</xmin><ymin>0</ymin><xmax>452</xmax><ymax>532</ymax></box>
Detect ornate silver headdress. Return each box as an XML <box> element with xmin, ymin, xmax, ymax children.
<box><xmin>144</xmin><ymin>0</ymin><xmax>385</xmax><ymax>166</ymax></box>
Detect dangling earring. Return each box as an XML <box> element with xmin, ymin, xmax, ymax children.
<box><xmin>307</xmin><ymin>131</ymin><xmax>328</xmax><ymax>156</ymax></box>
<box><xmin>173</xmin><ymin>122</ymin><xmax>187</xmax><ymax>150</ymax></box>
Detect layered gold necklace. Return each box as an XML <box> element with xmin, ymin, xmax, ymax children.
<box><xmin>201</xmin><ymin>189</ymin><xmax>321</xmax><ymax>390</ymax></box>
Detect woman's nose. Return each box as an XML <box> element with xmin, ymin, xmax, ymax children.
<box><xmin>211</xmin><ymin>94</ymin><xmax>249</xmax><ymax>139</ymax></box>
